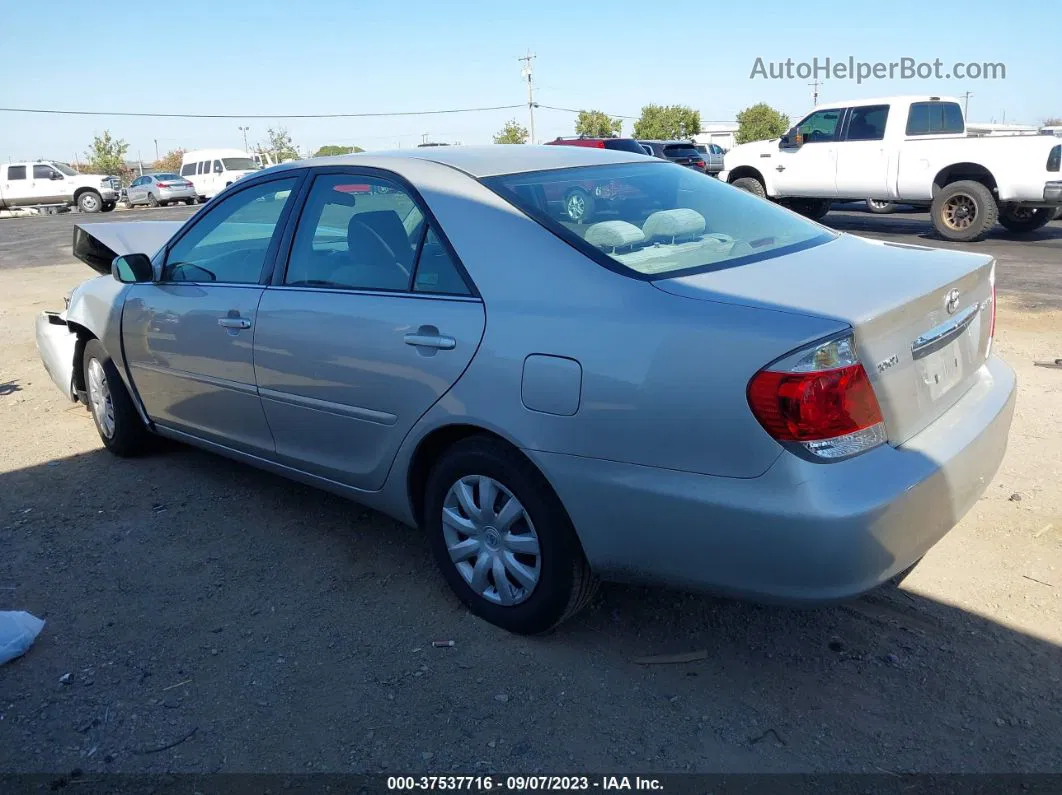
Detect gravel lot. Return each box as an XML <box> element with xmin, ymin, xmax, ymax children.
<box><xmin>1</xmin><ymin>206</ymin><xmax>1060</xmax><ymax>776</ymax></box>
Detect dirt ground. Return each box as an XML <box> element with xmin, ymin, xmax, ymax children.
<box><xmin>1</xmin><ymin>261</ymin><xmax>1060</xmax><ymax>775</ymax></box>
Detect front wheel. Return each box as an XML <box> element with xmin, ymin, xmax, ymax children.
<box><xmin>931</xmin><ymin>180</ymin><xmax>998</xmax><ymax>242</ymax></box>
<box><xmin>424</xmin><ymin>437</ymin><xmax>598</xmax><ymax>635</ymax></box>
<box><xmin>997</xmin><ymin>206</ymin><xmax>1054</xmax><ymax>234</ymax></box>
<box><xmin>77</xmin><ymin>191</ymin><xmax>103</xmax><ymax>213</ymax></box>
<box><xmin>731</xmin><ymin>176</ymin><xmax>767</xmax><ymax>199</ymax></box>
<box><xmin>83</xmin><ymin>339</ymin><xmax>150</xmax><ymax>457</ymax></box>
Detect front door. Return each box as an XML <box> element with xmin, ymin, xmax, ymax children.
<box><xmin>121</xmin><ymin>174</ymin><xmax>302</xmax><ymax>454</ymax></box>
<box><xmin>31</xmin><ymin>164</ymin><xmax>64</xmax><ymax>204</ymax></box>
<box><xmin>833</xmin><ymin>104</ymin><xmax>892</xmax><ymax>199</ymax></box>
<box><xmin>252</xmin><ymin>171</ymin><xmax>486</xmax><ymax>491</ymax></box>
<box><xmin>772</xmin><ymin>107</ymin><xmax>845</xmax><ymax>198</ymax></box>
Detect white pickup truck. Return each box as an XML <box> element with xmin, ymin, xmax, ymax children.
<box><xmin>720</xmin><ymin>95</ymin><xmax>1062</xmax><ymax>242</ymax></box>
<box><xmin>0</xmin><ymin>161</ymin><xmax>121</xmax><ymax>214</ymax></box>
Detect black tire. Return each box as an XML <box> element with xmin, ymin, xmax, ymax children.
<box><xmin>147</xmin><ymin>193</ymin><xmax>160</xmax><ymax>208</ymax></box>
<box><xmin>101</xmin><ymin>202</ymin><xmax>116</xmax><ymax>213</ymax></box>
<box><xmin>931</xmin><ymin>180</ymin><xmax>998</xmax><ymax>242</ymax></box>
<box><xmin>563</xmin><ymin>188</ymin><xmax>594</xmax><ymax>223</ymax></box>
<box><xmin>424</xmin><ymin>436</ymin><xmax>598</xmax><ymax>635</ymax></box>
<box><xmin>731</xmin><ymin>176</ymin><xmax>767</xmax><ymax>199</ymax></box>
<box><xmin>82</xmin><ymin>339</ymin><xmax>150</xmax><ymax>457</ymax></box>
<box><xmin>77</xmin><ymin>190</ymin><xmax>103</xmax><ymax>213</ymax></box>
<box><xmin>185</xmin><ymin>199</ymin><xmax>195</xmax><ymax>206</ymax></box>
<box><xmin>1053</xmin><ymin>207</ymin><xmax>1062</xmax><ymax>221</ymax></box>
<box><xmin>866</xmin><ymin>199</ymin><xmax>897</xmax><ymax>214</ymax></box>
<box><xmin>787</xmin><ymin>198</ymin><xmax>832</xmax><ymax>221</ymax></box>
<box><xmin>997</xmin><ymin>206</ymin><xmax>1053</xmax><ymax>234</ymax></box>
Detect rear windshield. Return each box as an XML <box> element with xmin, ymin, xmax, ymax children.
<box><xmin>154</xmin><ymin>173</ymin><xmax>181</xmax><ymax>181</ymax></box>
<box><xmin>483</xmin><ymin>163</ymin><xmax>833</xmax><ymax>278</ymax></box>
<box><xmin>603</xmin><ymin>138</ymin><xmax>651</xmax><ymax>154</ymax></box>
<box><xmin>663</xmin><ymin>144</ymin><xmax>700</xmax><ymax>158</ymax></box>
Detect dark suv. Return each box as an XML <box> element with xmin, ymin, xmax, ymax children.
<box><xmin>545</xmin><ymin>136</ymin><xmax>649</xmax><ymax>155</ymax></box>
<box><xmin>638</xmin><ymin>140</ymin><xmax>707</xmax><ymax>173</ymax></box>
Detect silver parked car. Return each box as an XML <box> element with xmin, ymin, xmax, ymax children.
<box><xmin>36</xmin><ymin>146</ymin><xmax>1015</xmax><ymax>634</ymax></box>
<box><xmin>125</xmin><ymin>173</ymin><xmax>198</xmax><ymax>207</ymax></box>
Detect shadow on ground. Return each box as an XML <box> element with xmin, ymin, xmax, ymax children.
<box><xmin>1</xmin><ymin>445</ymin><xmax>1059</xmax><ymax>775</ymax></box>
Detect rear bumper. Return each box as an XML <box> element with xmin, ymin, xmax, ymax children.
<box><xmin>1044</xmin><ymin>181</ymin><xmax>1062</xmax><ymax>203</ymax></box>
<box><xmin>35</xmin><ymin>312</ymin><xmax>78</xmax><ymax>401</ymax></box>
<box><xmin>528</xmin><ymin>356</ymin><xmax>1016</xmax><ymax>603</ymax></box>
<box><xmin>158</xmin><ymin>188</ymin><xmax>196</xmax><ymax>201</ymax></box>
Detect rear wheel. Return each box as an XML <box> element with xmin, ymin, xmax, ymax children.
<box><xmin>997</xmin><ymin>206</ymin><xmax>1053</xmax><ymax>234</ymax></box>
<box><xmin>147</xmin><ymin>193</ymin><xmax>159</xmax><ymax>208</ymax></box>
<box><xmin>787</xmin><ymin>198</ymin><xmax>832</xmax><ymax>220</ymax></box>
<box><xmin>424</xmin><ymin>436</ymin><xmax>598</xmax><ymax>635</ymax></box>
<box><xmin>563</xmin><ymin>188</ymin><xmax>594</xmax><ymax>223</ymax></box>
<box><xmin>866</xmin><ymin>199</ymin><xmax>897</xmax><ymax>214</ymax></box>
<box><xmin>83</xmin><ymin>339</ymin><xmax>150</xmax><ymax>457</ymax></box>
<box><xmin>731</xmin><ymin>176</ymin><xmax>767</xmax><ymax>199</ymax></box>
<box><xmin>185</xmin><ymin>199</ymin><xmax>195</xmax><ymax>206</ymax></box>
<box><xmin>931</xmin><ymin>180</ymin><xmax>998</xmax><ymax>242</ymax></box>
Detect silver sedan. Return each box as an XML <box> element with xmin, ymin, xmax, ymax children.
<box><xmin>125</xmin><ymin>173</ymin><xmax>198</xmax><ymax>207</ymax></box>
<box><xmin>35</xmin><ymin>146</ymin><xmax>1015</xmax><ymax>634</ymax></box>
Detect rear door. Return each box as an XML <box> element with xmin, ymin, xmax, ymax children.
<box><xmin>122</xmin><ymin>173</ymin><xmax>302</xmax><ymax>454</ymax></box>
<box><xmin>253</xmin><ymin>169</ymin><xmax>486</xmax><ymax>491</ymax></box>
<box><xmin>834</xmin><ymin>104</ymin><xmax>891</xmax><ymax>198</ymax></box>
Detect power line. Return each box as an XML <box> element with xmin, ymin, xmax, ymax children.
<box><xmin>0</xmin><ymin>104</ymin><xmax>525</xmax><ymax>120</ymax></box>
<box><xmin>536</xmin><ymin>103</ymin><xmax>638</xmax><ymax>120</ymax></box>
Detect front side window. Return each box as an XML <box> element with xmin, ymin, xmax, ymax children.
<box><xmin>906</xmin><ymin>102</ymin><xmax>964</xmax><ymax>136</ymax></box>
<box><xmin>162</xmin><ymin>177</ymin><xmax>298</xmax><ymax>283</ymax></box>
<box><xmin>221</xmin><ymin>157</ymin><xmax>257</xmax><ymax>171</ymax></box>
<box><xmin>7</xmin><ymin>166</ymin><xmax>27</xmax><ymax>180</ymax></box>
<box><xmin>795</xmin><ymin>108</ymin><xmax>843</xmax><ymax>143</ymax></box>
<box><xmin>33</xmin><ymin>164</ymin><xmax>57</xmax><ymax>179</ymax></box>
<box><xmin>845</xmin><ymin>105</ymin><xmax>890</xmax><ymax>141</ymax></box>
<box><xmin>213</xmin><ymin>160</ymin><xmax>223</xmax><ymax>174</ymax></box>
<box><xmin>285</xmin><ymin>173</ymin><xmax>429</xmax><ymax>292</ymax></box>
<box><xmin>484</xmin><ymin>162</ymin><xmax>833</xmax><ymax>278</ymax></box>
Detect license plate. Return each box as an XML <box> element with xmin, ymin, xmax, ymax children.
<box><xmin>917</xmin><ymin>338</ymin><xmax>964</xmax><ymax>400</ymax></box>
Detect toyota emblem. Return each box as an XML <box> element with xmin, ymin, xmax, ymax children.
<box><xmin>944</xmin><ymin>288</ymin><xmax>961</xmax><ymax>314</ymax></box>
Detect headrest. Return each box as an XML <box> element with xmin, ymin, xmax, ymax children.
<box><xmin>642</xmin><ymin>209</ymin><xmax>706</xmax><ymax>241</ymax></box>
<box><xmin>584</xmin><ymin>221</ymin><xmax>645</xmax><ymax>251</ymax></box>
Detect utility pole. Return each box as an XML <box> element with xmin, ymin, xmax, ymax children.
<box><xmin>961</xmin><ymin>91</ymin><xmax>973</xmax><ymax>118</ymax></box>
<box><xmin>518</xmin><ymin>50</ymin><xmax>536</xmax><ymax>144</ymax></box>
<box><xmin>238</xmin><ymin>126</ymin><xmax>250</xmax><ymax>152</ymax></box>
<box><xmin>421</xmin><ymin>132</ymin><xmax>429</xmax><ymax>145</ymax></box>
<box><xmin>809</xmin><ymin>79</ymin><xmax>821</xmax><ymax>106</ymax></box>
<box><xmin>137</xmin><ymin>151</ymin><xmax>143</xmax><ymax>175</ymax></box>
<box><xmin>153</xmin><ymin>139</ymin><xmax>159</xmax><ymax>162</ymax></box>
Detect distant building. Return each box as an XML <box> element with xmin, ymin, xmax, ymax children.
<box><xmin>693</xmin><ymin>122</ymin><xmax>739</xmax><ymax>151</ymax></box>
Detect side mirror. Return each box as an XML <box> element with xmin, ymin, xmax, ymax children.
<box><xmin>780</xmin><ymin>128</ymin><xmax>803</xmax><ymax>148</ymax></box>
<box><xmin>51</xmin><ymin>172</ymin><xmax>64</xmax><ymax>180</ymax></box>
<box><xmin>214</xmin><ymin>166</ymin><xmax>223</xmax><ymax>174</ymax></box>
<box><xmin>112</xmin><ymin>253</ymin><xmax>154</xmax><ymax>284</ymax></box>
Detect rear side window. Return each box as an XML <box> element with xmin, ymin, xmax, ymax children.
<box><xmin>199</xmin><ymin>161</ymin><xmax>209</xmax><ymax>174</ymax></box>
<box><xmin>845</xmin><ymin>105</ymin><xmax>890</xmax><ymax>141</ymax></box>
<box><xmin>6</xmin><ymin>166</ymin><xmax>26</xmax><ymax>180</ymax></box>
<box><xmin>603</xmin><ymin>138</ymin><xmax>650</xmax><ymax>154</ymax></box>
<box><xmin>906</xmin><ymin>102</ymin><xmax>964</xmax><ymax>136</ymax></box>
<box><xmin>180</xmin><ymin>163</ymin><xmax>196</xmax><ymax>176</ymax></box>
<box><xmin>413</xmin><ymin>228</ymin><xmax>470</xmax><ymax>296</ymax></box>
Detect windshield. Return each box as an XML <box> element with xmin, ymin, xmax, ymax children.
<box><xmin>483</xmin><ymin>162</ymin><xmax>834</xmax><ymax>278</ymax></box>
<box><xmin>54</xmin><ymin>162</ymin><xmax>79</xmax><ymax>176</ymax></box>
<box><xmin>221</xmin><ymin>157</ymin><xmax>258</xmax><ymax>171</ymax></box>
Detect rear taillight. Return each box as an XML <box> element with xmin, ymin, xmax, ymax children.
<box><xmin>747</xmin><ymin>334</ymin><xmax>886</xmax><ymax>461</ymax></box>
<box><xmin>157</xmin><ymin>182</ymin><xmax>172</xmax><ymax>188</ymax></box>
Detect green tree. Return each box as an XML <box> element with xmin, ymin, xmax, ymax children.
<box><xmin>265</xmin><ymin>127</ymin><xmax>300</xmax><ymax>162</ymax></box>
<box><xmin>84</xmin><ymin>131</ymin><xmax>129</xmax><ymax>176</ymax></box>
<box><xmin>312</xmin><ymin>144</ymin><xmax>364</xmax><ymax>157</ymax></box>
<box><xmin>575</xmin><ymin>109</ymin><xmax>622</xmax><ymax>138</ymax></box>
<box><xmin>493</xmin><ymin>119</ymin><xmax>529</xmax><ymax>144</ymax></box>
<box><xmin>632</xmin><ymin>105</ymin><xmax>701</xmax><ymax>140</ymax></box>
<box><xmin>735</xmin><ymin>103</ymin><xmax>791</xmax><ymax>144</ymax></box>
<box><xmin>153</xmin><ymin>148</ymin><xmax>184</xmax><ymax>173</ymax></box>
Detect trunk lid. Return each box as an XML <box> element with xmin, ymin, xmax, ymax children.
<box><xmin>72</xmin><ymin>221</ymin><xmax>184</xmax><ymax>275</ymax></box>
<box><xmin>652</xmin><ymin>233</ymin><xmax>995</xmax><ymax>446</ymax></box>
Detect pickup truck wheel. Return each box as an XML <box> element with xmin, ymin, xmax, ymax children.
<box><xmin>866</xmin><ymin>199</ymin><xmax>897</xmax><ymax>214</ymax></box>
<box><xmin>564</xmin><ymin>188</ymin><xmax>594</xmax><ymax>223</ymax></box>
<box><xmin>83</xmin><ymin>339</ymin><xmax>150</xmax><ymax>457</ymax></box>
<box><xmin>998</xmin><ymin>207</ymin><xmax>1053</xmax><ymax>234</ymax></box>
<box><xmin>731</xmin><ymin>177</ymin><xmax>767</xmax><ymax>200</ymax></box>
<box><xmin>77</xmin><ymin>191</ymin><xmax>103</xmax><ymax>213</ymax></box>
<box><xmin>931</xmin><ymin>180</ymin><xmax>998</xmax><ymax>242</ymax></box>
<box><xmin>788</xmin><ymin>199</ymin><xmax>831</xmax><ymax>221</ymax></box>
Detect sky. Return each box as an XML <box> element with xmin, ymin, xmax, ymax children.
<box><xmin>1</xmin><ymin>0</ymin><xmax>1058</xmax><ymax>165</ymax></box>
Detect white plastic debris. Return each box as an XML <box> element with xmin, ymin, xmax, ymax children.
<box><xmin>0</xmin><ymin>611</ymin><xmax>45</xmax><ymax>665</ymax></box>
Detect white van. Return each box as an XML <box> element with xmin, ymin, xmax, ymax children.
<box><xmin>179</xmin><ymin>149</ymin><xmax>260</xmax><ymax>201</ymax></box>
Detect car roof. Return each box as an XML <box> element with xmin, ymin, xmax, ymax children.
<box><xmin>271</xmin><ymin>144</ymin><xmax>649</xmax><ymax>178</ymax></box>
<box><xmin>811</xmin><ymin>94</ymin><xmax>961</xmax><ymax>109</ymax></box>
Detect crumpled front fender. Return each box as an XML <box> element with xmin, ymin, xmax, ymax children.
<box><xmin>35</xmin><ymin>311</ymin><xmax>79</xmax><ymax>402</ymax></box>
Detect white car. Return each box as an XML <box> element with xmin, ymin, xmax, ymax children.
<box><xmin>179</xmin><ymin>149</ymin><xmax>260</xmax><ymax>201</ymax></box>
<box><xmin>721</xmin><ymin>95</ymin><xmax>1062</xmax><ymax>242</ymax></box>
<box><xmin>0</xmin><ymin>161</ymin><xmax>120</xmax><ymax>213</ymax></box>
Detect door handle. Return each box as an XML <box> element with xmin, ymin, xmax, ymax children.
<box><xmin>404</xmin><ymin>332</ymin><xmax>456</xmax><ymax>350</ymax></box>
<box><xmin>218</xmin><ymin>317</ymin><xmax>251</xmax><ymax>329</ymax></box>
<box><xmin>776</xmin><ymin>165</ymin><xmax>786</xmax><ymax>172</ymax></box>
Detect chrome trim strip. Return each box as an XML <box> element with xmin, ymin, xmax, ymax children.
<box><xmin>911</xmin><ymin>303</ymin><xmax>979</xmax><ymax>361</ymax></box>
<box><xmin>259</xmin><ymin>387</ymin><xmax>398</xmax><ymax>425</ymax></box>
<box><xmin>129</xmin><ymin>363</ymin><xmax>259</xmax><ymax>396</ymax></box>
